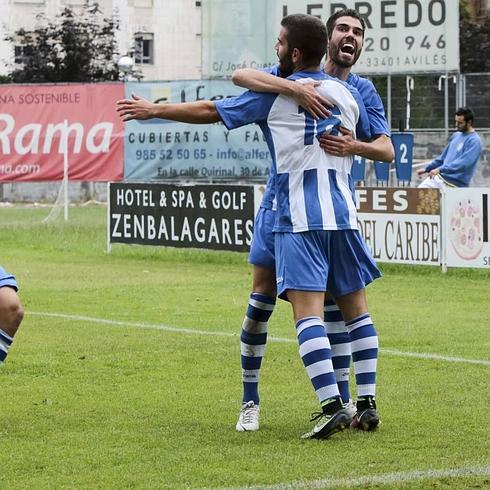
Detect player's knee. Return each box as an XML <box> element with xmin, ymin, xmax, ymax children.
<box><xmin>252</xmin><ymin>271</ymin><xmax>276</xmax><ymax>297</ymax></box>
<box><xmin>1</xmin><ymin>297</ymin><xmax>24</xmax><ymax>336</ymax></box>
<box><xmin>12</xmin><ymin>301</ymin><xmax>24</xmax><ymax>331</ymax></box>
<box><xmin>336</xmin><ymin>291</ymin><xmax>368</xmax><ymax>322</ymax></box>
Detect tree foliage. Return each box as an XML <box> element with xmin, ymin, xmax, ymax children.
<box><xmin>459</xmin><ymin>0</ymin><xmax>490</xmax><ymax>73</ymax></box>
<box><xmin>5</xmin><ymin>2</ymin><xmax>120</xmax><ymax>83</ymax></box>
<box><xmin>3</xmin><ymin>0</ymin><xmax>488</xmax><ymax>83</ymax></box>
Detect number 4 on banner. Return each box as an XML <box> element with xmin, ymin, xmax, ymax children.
<box><xmin>42</xmin><ymin>120</ymin><xmax>70</xmax><ymax>224</ymax></box>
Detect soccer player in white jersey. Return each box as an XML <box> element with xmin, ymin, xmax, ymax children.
<box><xmin>231</xmin><ymin>8</ymin><xmax>393</xmax><ymax>432</ymax></box>
<box><xmin>116</xmin><ymin>13</ymin><xmax>379</xmax><ymax>439</ymax></box>
<box><xmin>0</xmin><ymin>267</ymin><xmax>24</xmax><ymax>369</ymax></box>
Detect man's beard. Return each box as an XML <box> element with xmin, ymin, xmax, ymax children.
<box><xmin>329</xmin><ymin>43</ymin><xmax>361</xmax><ymax>68</ymax></box>
<box><xmin>278</xmin><ymin>49</ymin><xmax>294</xmax><ymax>76</ymax></box>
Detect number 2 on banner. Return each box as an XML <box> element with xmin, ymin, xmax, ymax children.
<box><xmin>400</xmin><ymin>144</ymin><xmax>408</xmax><ymax>164</ymax></box>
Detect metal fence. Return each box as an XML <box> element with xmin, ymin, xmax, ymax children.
<box><xmin>370</xmin><ymin>72</ymin><xmax>490</xmax><ymax>131</ymax></box>
<box><xmin>1</xmin><ymin>73</ymin><xmax>489</xmax><ymax>202</ymax></box>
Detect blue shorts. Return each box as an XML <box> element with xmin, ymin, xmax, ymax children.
<box><xmin>248</xmin><ymin>207</ymin><xmax>276</xmax><ymax>271</ymax></box>
<box><xmin>275</xmin><ymin>229</ymin><xmax>381</xmax><ymax>299</ymax></box>
<box><xmin>0</xmin><ymin>267</ymin><xmax>18</xmax><ymax>291</ymax></box>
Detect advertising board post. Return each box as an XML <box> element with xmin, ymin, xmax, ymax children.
<box><xmin>440</xmin><ymin>188</ymin><xmax>448</xmax><ymax>273</ymax></box>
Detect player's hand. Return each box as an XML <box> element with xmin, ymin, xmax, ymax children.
<box><xmin>292</xmin><ymin>81</ymin><xmax>332</xmax><ymax>119</ymax></box>
<box><xmin>429</xmin><ymin>168</ymin><xmax>440</xmax><ymax>178</ymax></box>
<box><xmin>116</xmin><ymin>93</ymin><xmax>156</xmax><ymax>121</ymax></box>
<box><xmin>318</xmin><ymin>127</ymin><xmax>357</xmax><ymax>156</ymax></box>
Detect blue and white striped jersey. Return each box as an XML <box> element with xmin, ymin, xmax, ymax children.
<box><xmin>258</xmin><ymin>68</ymin><xmax>390</xmax><ymax>213</ymax></box>
<box><xmin>256</xmin><ymin>65</ymin><xmax>281</xmax><ymax>212</ymax></box>
<box><xmin>215</xmin><ymin>70</ymin><xmax>371</xmax><ymax>233</ymax></box>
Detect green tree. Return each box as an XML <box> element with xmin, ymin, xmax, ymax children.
<box><xmin>460</xmin><ymin>0</ymin><xmax>490</xmax><ymax>73</ymax></box>
<box><xmin>5</xmin><ymin>2</ymin><xmax>121</xmax><ymax>83</ymax></box>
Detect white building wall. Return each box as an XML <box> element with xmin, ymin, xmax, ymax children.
<box><xmin>0</xmin><ymin>0</ymin><xmax>202</xmax><ymax>81</ymax></box>
<box><xmin>0</xmin><ymin>0</ymin><xmax>12</xmax><ymax>73</ymax></box>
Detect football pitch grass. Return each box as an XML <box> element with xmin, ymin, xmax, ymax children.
<box><xmin>1</xmin><ymin>205</ymin><xmax>489</xmax><ymax>489</ymax></box>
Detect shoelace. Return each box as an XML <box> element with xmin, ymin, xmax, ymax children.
<box><xmin>309</xmin><ymin>411</ymin><xmax>326</xmax><ymax>422</ymax></box>
<box><xmin>241</xmin><ymin>405</ymin><xmax>257</xmax><ymax>424</ymax></box>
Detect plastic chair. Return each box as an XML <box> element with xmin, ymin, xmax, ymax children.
<box><xmin>374</xmin><ymin>161</ymin><xmax>390</xmax><ymax>186</ymax></box>
<box><xmin>351</xmin><ymin>156</ymin><xmax>366</xmax><ymax>185</ymax></box>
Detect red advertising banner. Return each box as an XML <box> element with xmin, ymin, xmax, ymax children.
<box><xmin>0</xmin><ymin>83</ymin><xmax>124</xmax><ymax>182</ymax></box>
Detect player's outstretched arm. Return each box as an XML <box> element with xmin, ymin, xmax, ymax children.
<box><xmin>319</xmin><ymin>131</ymin><xmax>394</xmax><ymax>162</ymax></box>
<box><xmin>116</xmin><ymin>93</ymin><xmax>221</xmax><ymax>124</ymax></box>
<box><xmin>232</xmin><ymin>68</ymin><xmax>331</xmax><ymax>119</ymax></box>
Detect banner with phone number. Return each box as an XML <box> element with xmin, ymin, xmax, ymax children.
<box><xmin>123</xmin><ymin>81</ymin><xmax>271</xmax><ymax>182</ymax></box>
<box><xmin>202</xmin><ymin>0</ymin><xmax>459</xmax><ymax>77</ymax></box>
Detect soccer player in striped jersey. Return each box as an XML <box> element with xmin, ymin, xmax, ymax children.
<box><xmin>231</xmin><ymin>8</ymin><xmax>393</xmax><ymax>432</ymax></box>
<box><xmin>0</xmin><ymin>267</ymin><xmax>24</xmax><ymax>369</ymax></box>
<box><xmin>117</xmin><ymin>13</ymin><xmax>378</xmax><ymax>439</ymax></box>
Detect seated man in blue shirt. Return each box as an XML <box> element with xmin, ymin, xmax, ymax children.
<box><xmin>418</xmin><ymin>107</ymin><xmax>482</xmax><ymax>188</ymax></box>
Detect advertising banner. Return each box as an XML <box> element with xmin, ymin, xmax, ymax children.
<box><xmin>392</xmin><ymin>132</ymin><xmax>414</xmax><ymax>184</ymax></box>
<box><xmin>202</xmin><ymin>0</ymin><xmax>459</xmax><ymax>77</ymax></box>
<box><xmin>123</xmin><ymin>81</ymin><xmax>271</xmax><ymax>182</ymax></box>
<box><xmin>392</xmin><ymin>133</ymin><xmax>414</xmax><ymax>166</ymax></box>
<box><xmin>108</xmin><ymin>182</ymin><xmax>255</xmax><ymax>252</ymax></box>
<box><xmin>442</xmin><ymin>188</ymin><xmax>490</xmax><ymax>269</ymax></box>
<box><xmin>356</xmin><ymin>188</ymin><xmax>440</xmax><ymax>265</ymax></box>
<box><xmin>0</xmin><ymin>83</ymin><xmax>124</xmax><ymax>182</ymax></box>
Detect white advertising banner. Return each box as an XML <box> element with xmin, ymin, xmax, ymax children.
<box><xmin>202</xmin><ymin>0</ymin><xmax>459</xmax><ymax>77</ymax></box>
<box><xmin>356</xmin><ymin>188</ymin><xmax>440</xmax><ymax>265</ymax></box>
<box><xmin>442</xmin><ymin>188</ymin><xmax>490</xmax><ymax>269</ymax></box>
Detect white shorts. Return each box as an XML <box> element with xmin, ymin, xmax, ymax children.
<box><xmin>418</xmin><ymin>174</ymin><xmax>451</xmax><ymax>189</ymax></box>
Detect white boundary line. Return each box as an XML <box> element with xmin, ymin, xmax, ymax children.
<box><xmin>212</xmin><ymin>465</ymin><xmax>490</xmax><ymax>490</ymax></box>
<box><xmin>380</xmin><ymin>348</ymin><xmax>490</xmax><ymax>366</ymax></box>
<box><xmin>27</xmin><ymin>311</ymin><xmax>490</xmax><ymax>366</ymax></box>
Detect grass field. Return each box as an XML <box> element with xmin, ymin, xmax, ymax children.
<box><xmin>1</xmin><ymin>205</ymin><xmax>489</xmax><ymax>489</ymax></box>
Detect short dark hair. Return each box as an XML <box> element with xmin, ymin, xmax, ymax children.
<box><xmin>456</xmin><ymin>107</ymin><xmax>474</xmax><ymax>124</ymax></box>
<box><xmin>281</xmin><ymin>14</ymin><xmax>328</xmax><ymax>66</ymax></box>
<box><xmin>326</xmin><ymin>8</ymin><xmax>366</xmax><ymax>39</ymax></box>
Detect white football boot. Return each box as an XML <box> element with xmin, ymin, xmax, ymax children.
<box><xmin>236</xmin><ymin>400</ymin><xmax>260</xmax><ymax>432</ymax></box>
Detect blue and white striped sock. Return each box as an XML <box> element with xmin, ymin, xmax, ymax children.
<box><xmin>324</xmin><ymin>301</ymin><xmax>351</xmax><ymax>404</ymax></box>
<box><xmin>345</xmin><ymin>313</ymin><xmax>378</xmax><ymax>398</ymax></box>
<box><xmin>240</xmin><ymin>293</ymin><xmax>275</xmax><ymax>405</ymax></box>
<box><xmin>0</xmin><ymin>329</ymin><xmax>13</xmax><ymax>366</ymax></box>
<box><xmin>297</xmin><ymin>316</ymin><xmax>340</xmax><ymax>405</ymax></box>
